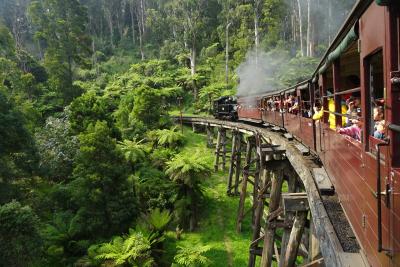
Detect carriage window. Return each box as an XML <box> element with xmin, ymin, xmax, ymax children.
<box><xmin>339</xmin><ymin>41</ymin><xmax>361</xmax><ymax>92</ymax></box>
<box><xmin>300</xmin><ymin>89</ymin><xmax>311</xmax><ymax>118</ymax></box>
<box><xmin>366</xmin><ymin>51</ymin><xmax>385</xmax><ymax>145</ymax></box>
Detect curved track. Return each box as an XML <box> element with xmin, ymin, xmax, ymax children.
<box><xmin>175</xmin><ymin>116</ymin><xmax>369</xmax><ymax>267</ymax></box>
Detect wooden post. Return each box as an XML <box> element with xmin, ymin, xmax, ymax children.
<box><xmin>249</xmin><ymin>134</ymin><xmax>269</xmax><ymax>267</ymax></box>
<box><xmin>221</xmin><ymin>129</ymin><xmax>227</xmax><ymax>171</ymax></box>
<box><xmin>278</xmin><ymin>193</ymin><xmax>309</xmax><ymax>267</ymax></box>
<box><xmin>251</xmin><ymin>151</ymin><xmax>261</xmax><ymax>226</ymax></box>
<box><xmin>234</xmin><ymin>133</ymin><xmax>242</xmax><ymax>195</ymax></box>
<box><xmin>279</xmin><ymin>174</ymin><xmax>297</xmax><ymax>266</ymax></box>
<box><xmin>249</xmin><ymin>134</ymin><xmax>268</xmax><ymax>267</ymax></box>
<box><xmin>260</xmin><ymin>170</ymin><xmax>284</xmax><ymax>267</ymax></box>
<box><xmin>249</xmin><ymin>137</ymin><xmax>287</xmax><ymax>267</ymax></box>
<box><xmin>227</xmin><ymin>131</ymin><xmax>238</xmax><ymax>195</ymax></box>
<box><xmin>236</xmin><ymin>136</ymin><xmax>254</xmax><ymax>233</ymax></box>
<box><xmin>206</xmin><ymin>125</ymin><xmax>214</xmax><ymax>148</ymax></box>
<box><xmin>282</xmin><ymin>211</ymin><xmax>308</xmax><ymax>267</ymax></box>
<box><xmin>214</xmin><ymin>128</ymin><xmax>222</xmax><ymax>171</ymax></box>
<box><xmin>308</xmin><ymin>219</ymin><xmax>321</xmax><ymax>262</ymax></box>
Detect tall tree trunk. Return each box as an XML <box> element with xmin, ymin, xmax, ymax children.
<box><xmin>225</xmin><ymin>21</ymin><xmax>232</xmax><ymax>85</ymax></box>
<box><xmin>129</xmin><ymin>0</ymin><xmax>136</xmax><ymax>46</ymax></box>
<box><xmin>138</xmin><ymin>20</ymin><xmax>145</xmax><ymax>60</ymax></box>
<box><xmin>254</xmin><ymin>0</ymin><xmax>261</xmax><ymax>65</ymax></box>
<box><xmin>297</xmin><ymin>0</ymin><xmax>304</xmax><ymax>57</ymax></box>
<box><xmin>92</xmin><ymin>39</ymin><xmax>99</xmax><ymax>75</ymax></box>
<box><xmin>36</xmin><ymin>39</ymin><xmax>43</xmax><ymax>60</ymax></box>
<box><xmin>140</xmin><ymin>0</ymin><xmax>146</xmax><ymax>37</ymax></box>
<box><xmin>104</xmin><ymin>6</ymin><xmax>114</xmax><ymax>49</ymax></box>
<box><xmin>190</xmin><ymin>42</ymin><xmax>197</xmax><ymax>100</ymax></box>
<box><xmin>135</xmin><ymin>0</ymin><xmax>145</xmax><ymax>60</ymax></box>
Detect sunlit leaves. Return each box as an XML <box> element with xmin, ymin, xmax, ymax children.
<box><xmin>174</xmin><ymin>244</ymin><xmax>212</xmax><ymax>266</ymax></box>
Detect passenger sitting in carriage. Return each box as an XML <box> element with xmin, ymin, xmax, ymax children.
<box><xmin>289</xmin><ymin>98</ymin><xmax>299</xmax><ymax>114</ymax></box>
<box><xmin>312</xmin><ymin>101</ymin><xmax>323</xmax><ymax>121</ymax></box>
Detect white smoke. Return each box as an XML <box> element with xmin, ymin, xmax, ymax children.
<box><xmin>236</xmin><ymin>49</ymin><xmax>288</xmax><ymax>96</ymax></box>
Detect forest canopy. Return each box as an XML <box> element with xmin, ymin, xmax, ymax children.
<box><xmin>0</xmin><ymin>0</ymin><xmax>356</xmax><ymax>265</ymax></box>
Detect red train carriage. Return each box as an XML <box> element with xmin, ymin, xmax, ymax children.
<box><xmin>237</xmin><ymin>1</ymin><xmax>400</xmax><ymax>266</ymax></box>
<box><xmin>261</xmin><ymin>90</ymin><xmax>284</xmax><ymax>128</ymax></box>
<box><xmin>314</xmin><ymin>1</ymin><xmax>400</xmax><ymax>266</ymax></box>
<box><xmin>237</xmin><ymin>95</ymin><xmax>262</xmax><ymax>122</ymax></box>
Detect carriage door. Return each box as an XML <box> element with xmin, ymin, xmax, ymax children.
<box><xmin>360</xmin><ymin>4</ymin><xmax>395</xmax><ymax>264</ymax></box>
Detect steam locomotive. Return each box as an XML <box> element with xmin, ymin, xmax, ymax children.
<box><xmin>214</xmin><ymin>1</ymin><xmax>400</xmax><ymax>266</ymax></box>
<box><xmin>213</xmin><ymin>96</ymin><xmax>238</xmax><ymax>121</ymax></box>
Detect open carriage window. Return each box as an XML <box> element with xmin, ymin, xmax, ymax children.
<box><xmin>322</xmin><ymin>68</ymin><xmax>336</xmax><ymax>129</ymax></box>
<box><xmin>300</xmin><ymin>88</ymin><xmax>311</xmax><ymax>118</ymax></box>
<box><xmin>366</xmin><ymin>50</ymin><xmax>385</xmax><ymax>147</ymax></box>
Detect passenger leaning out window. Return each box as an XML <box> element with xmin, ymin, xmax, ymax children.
<box><xmin>373</xmin><ymin>105</ymin><xmax>385</xmax><ymax>140</ymax></box>
<box><xmin>345</xmin><ymin>97</ymin><xmax>361</xmax><ymax>127</ymax></box>
<box><xmin>337</xmin><ymin>113</ymin><xmax>362</xmax><ymax>141</ymax></box>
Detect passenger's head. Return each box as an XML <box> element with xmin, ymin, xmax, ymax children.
<box><xmin>346</xmin><ymin>96</ymin><xmax>355</xmax><ymax>107</ymax></box>
<box><xmin>354</xmin><ymin>98</ymin><xmax>360</xmax><ymax>106</ymax></box>
<box><xmin>373</xmin><ymin>106</ymin><xmax>384</xmax><ymax>121</ymax></box>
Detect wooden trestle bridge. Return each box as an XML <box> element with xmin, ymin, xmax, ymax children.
<box><xmin>176</xmin><ymin>116</ymin><xmax>369</xmax><ymax>267</ymax></box>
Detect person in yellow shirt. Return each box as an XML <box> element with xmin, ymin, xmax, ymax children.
<box><xmin>341</xmin><ymin>99</ymin><xmax>347</xmax><ymax>127</ymax></box>
<box><xmin>312</xmin><ymin>104</ymin><xmax>323</xmax><ymax>120</ymax></box>
<box><xmin>312</xmin><ymin>90</ymin><xmax>338</xmax><ymax>130</ymax></box>
<box><xmin>328</xmin><ymin>97</ymin><xmax>336</xmax><ymax>129</ymax></box>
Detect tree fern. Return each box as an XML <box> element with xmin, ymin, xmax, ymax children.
<box><xmin>166</xmin><ymin>151</ymin><xmax>211</xmax><ymax>230</ymax></box>
<box><xmin>153</xmin><ymin>127</ymin><xmax>184</xmax><ymax>148</ymax></box>
<box><xmin>174</xmin><ymin>244</ymin><xmax>212</xmax><ymax>267</ymax></box>
<box><xmin>117</xmin><ymin>139</ymin><xmax>147</xmax><ymax>164</ymax></box>
<box><xmin>145</xmin><ymin>208</ymin><xmax>172</xmax><ymax>232</ymax></box>
<box><xmin>93</xmin><ymin>231</ymin><xmax>154</xmax><ymax>267</ymax></box>
<box><xmin>166</xmin><ymin>151</ymin><xmax>211</xmax><ymax>187</ymax></box>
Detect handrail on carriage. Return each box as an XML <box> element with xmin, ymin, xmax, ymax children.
<box><xmin>321</xmin><ymin>88</ymin><xmax>361</xmax><ymax>99</ymax></box>
<box><xmin>388</xmin><ymin>123</ymin><xmax>400</xmax><ymax>133</ymax></box>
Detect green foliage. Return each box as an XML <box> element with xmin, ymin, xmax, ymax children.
<box><xmin>35</xmin><ymin>114</ymin><xmax>79</xmax><ymax>181</ymax></box>
<box><xmin>174</xmin><ymin>244</ymin><xmax>212</xmax><ymax>267</ymax></box>
<box><xmin>143</xmin><ymin>208</ymin><xmax>172</xmax><ymax>232</ymax></box>
<box><xmin>91</xmin><ymin>231</ymin><xmax>154</xmax><ymax>267</ymax></box>
<box><xmin>166</xmin><ymin>150</ymin><xmax>212</xmax><ymax>187</ymax></box>
<box><xmin>151</xmin><ymin>127</ymin><xmax>185</xmax><ymax>148</ymax></box>
<box><xmin>149</xmin><ymin>147</ymin><xmax>177</xmax><ymax>169</ymax></box>
<box><xmin>69</xmin><ymin>90</ymin><xmax>117</xmax><ymax>135</ymax></box>
<box><xmin>0</xmin><ymin>24</ymin><xmax>15</xmax><ymax>58</ymax></box>
<box><xmin>29</xmin><ymin>0</ymin><xmax>91</xmax><ymax>104</ymax></box>
<box><xmin>166</xmin><ymin>150</ymin><xmax>212</xmax><ymax>230</ymax></box>
<box><xmin>41</xmin><ymin>211</ymin><xmax>87</xmax><ymax>265</ymax></box>
<box><xmin>131</xmin><ymin>85</ymin><xmax>163</xmax><ymax>129</ymax></box>
<box><xmin>0</xmin><ymin>201</ymin><xmax>43</xmax><ymax>266</ymax></box>
<box><xmin>136</xmin><ymin>169</ymin><xmax>177</xmax><ymax>211</ymax></box>
<box><xmin>69</xmin><ymin>121</ymin><xmax>137</xmax><ymax>238</ymax></box>
<box><xmin>0</xmin><ymin>91</ymin><xmax>38</xmax><ymax>182</ymax></box>
<box><xmin>118</xmin><ymin>139</ymin><xmax>147</xmax><ymax>165</ymax></box>
<box><xmin>278</xmin><ymin>56</ymin><xmax>319</xmax><ymax>86</ymax></box>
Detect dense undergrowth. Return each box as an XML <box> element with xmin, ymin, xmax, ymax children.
<box><xmin>0</xmin><ymin>0</ymin><xmax>356</xmax><ymax>265</ymax></box>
